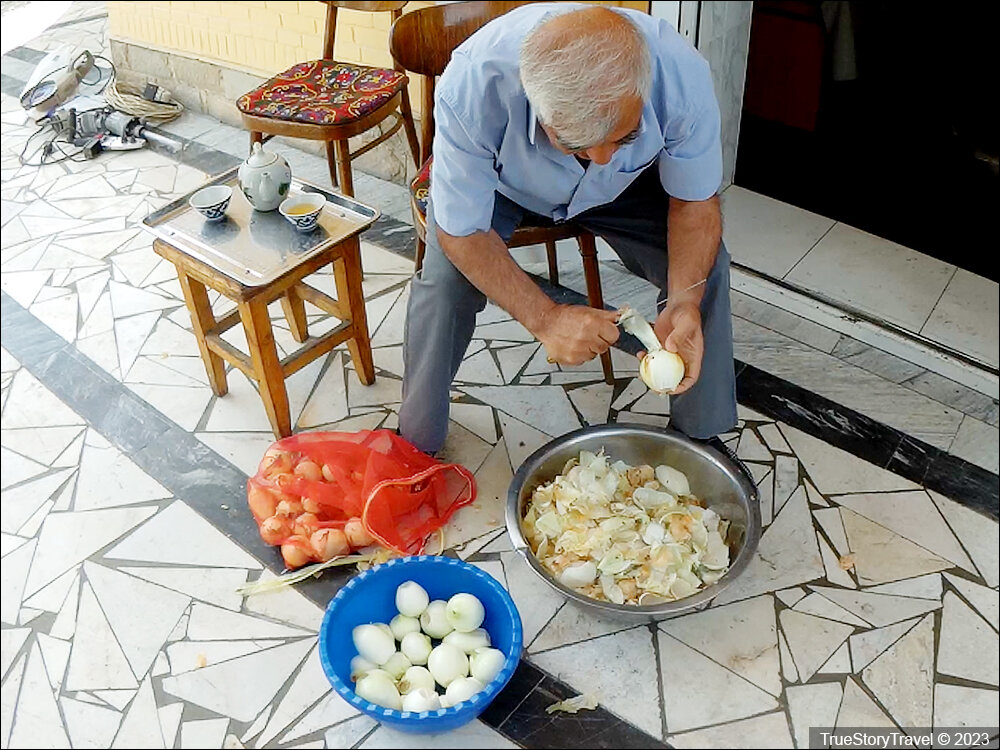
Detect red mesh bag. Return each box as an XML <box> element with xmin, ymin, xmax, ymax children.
<box><xmin>246</xmin><ymin>430</ymin><xmax>476</xmax><ymax>569</ymax></box>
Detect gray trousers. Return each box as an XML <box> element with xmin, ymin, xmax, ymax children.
<box><xmin>398</xmin><ymin>166</ymin><xmax>738</xmax><ymax>453</ymax></box>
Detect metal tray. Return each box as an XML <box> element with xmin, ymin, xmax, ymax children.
<box><xmin>142</xmin><ymin>167</ymin><xmax>380</xmax><ymax>286</ymax></box>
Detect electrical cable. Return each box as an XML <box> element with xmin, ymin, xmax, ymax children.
<box><xmin>103</xmin><ymin>55</ymin><xmax>183</xmax><ymax>125</ymax></box>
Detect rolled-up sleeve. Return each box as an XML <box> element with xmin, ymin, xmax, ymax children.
<box><xmin>428</xmin><ymin>94</ymin><xmax>500</xmax><ymax>237</ymax></box>
<box><xmin>657</xmin><ymin>62</ymin><xmax>723</xmax><ymax>201</ymax></box>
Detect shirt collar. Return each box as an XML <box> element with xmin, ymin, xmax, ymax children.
<box><xmin>527</xmin><ymin>99</ymin><xmax>540</xmax><ymax>146</ymax></box>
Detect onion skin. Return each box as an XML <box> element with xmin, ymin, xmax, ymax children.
<box><xmin>344</xmin><ymin>517</ymin><xmax>375</xmax><ymax>548</ymax></box>
<box><xmin>311</xmin><ymin>528</ymin><xmax>350</xmax><ymax>561</ymax></box>
<box><xmin>294</xmin><ymin>512</ymin><xmax>320</xmax><ymax>538</ymax></box>
<box><xmin>275</xmin><ymin>499</ymin><xmax>304</xmax><ymax>517</ymax></box>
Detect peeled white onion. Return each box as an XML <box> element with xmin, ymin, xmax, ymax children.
<box><xmin>442</xmin><ymin>628</ymin><xmax>491</xmax><ymax>654</ymax></box>
<box><xmin>445</xmin><ymin>593</ymin><xmax>485</xmax><ymax>633</ymax></box>
<box><xmin>350</xmin><ymin>655</ymin><xmax>376</xmax><ymax>682</ymax></box>
<box><xmin>419</xmin><ymin>600</ymin><xmax>453</xmax><ymax>639</ymax></box>
<box><xmin>352</xmin><ymin>623</ymin><xmax>396</xmax><ymax>666</ymax></box>
<box><xmin>355</xmin><ymin>671</ymin><xmax>402</xmax><ymax>710</ymax></box>
<box><xmin>618</xmin><ymin>306</ymin><xmax>684</xmax><ymax>394</ymax></box>
<box><xmin>427</xmin><ymin>643</ymin><xmax>469</xmax><ymax>688</ymax></box>
<box><xmin>400</xmin><ymin>631</ymin><xmax>432</xmax><ymax>666</ymax></box>
<box><xmin>398</xmin><ymin>665</ymin><xmax>436</xmax><ymax>695</ymax></box>
<box><xmin>469</xmin><ymin>647</ymin><xmax>505</xmax><ymax>685</ymax></box>
<box><xmin>382</xmin><ymin>651</ymin><xmax>412</xmax><ymax>680</ymax></box>
<box><xmin>375</xmin><ymin>623</ymin><xmax>394</xmax><ymax>641</ymax></box>
<box><xmin>444</xmin><ymin>676</ymin><xmax>484</xmax><ymax>706</ymax></box>
<box><xmin>389</xmin><ymin>614</ymin><xmax>421</xmax><ymax>641</ymax></box>
<box><xmin>396</xmin><ymin>581</ymin><xmax>430</xmax><ymax>618</ymax></box>
<box><xmin>402</xmin><ymin>687</ymin><xmax>442</xmax><ymax>713</ymax></box>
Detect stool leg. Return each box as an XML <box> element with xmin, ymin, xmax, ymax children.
<box><xmin>325</xmin><ymin>141</ymin><xmax>339</xmax><ymax>188</ymax></box>
<box><xmin>333</xmin><ymin>139</ymin><xmax>354</xmax><ymax>197</ymax></box>
<box><xmin>399</xmin><ymin>87</ymin><xmax>421</xmax><ymax>169</ymax></box>
<box><xmin>281</xmin><ymin>287</ymin><xmax>309</xmax><ymax>343</ymax></box>
<box><xmin>334</xmin><ymin>236</ymin><xmax>375</xmax><ymax>385</ymax></box>
<box><xmin>577</xmin><ymin>233</ymin><xmax>615</xmax><ymax>385</ymax></box>
<box><xmin>238</xmin><ymin>297</ymin><xmax>292</xmax><ymax>438</ymax></box>
<box><xmin>176</xmin><ymin>271</ymin><xmax>228</xmax><ymax>397</ymax></box>
<box><xmin>545</xmin><ymin>240</ymin><xmax>559</xmax><ymax>286</ymax></box>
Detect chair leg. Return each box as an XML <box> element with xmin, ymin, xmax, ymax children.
<box><xmin>325</xmin><ymin>141</ymin><xmax>339</xmax><ymax>188</ymax></box>
<box><xmin>399</xmin><ymin>87</ymin><xmax>421</xmax><ymax>169</ymax></box>
<box><xmin>414</xmin><ymin>237</ymin><xmax>426</xmax><ymax>273</ymax></box>
<box><xmin>577</xmin><ymin>233</ymin><xmax>615</xmax><ymax>385</ymax></box>
<box><xmin>334</xmin><ymin>139</ymin><xmax>354</xmax><ymax>197</ymax></box>
<box><xmin>545</xmin><ymin>240</ymin><xmax>559</xmax><ymax>286</ymax></box>
<box><xmin>280</xmin><ymin>286</ymin><xmax>309</xmax><ymax>343</ymax></box>
<box><xmin>239</xmin><ymin>297</ymin><xmax>292</xmax><ymax>438</ymax></box>
<box><xmin>250</xmin><ymin>131</ymin><xmax>263</xmax><ymax>152</ymax></box>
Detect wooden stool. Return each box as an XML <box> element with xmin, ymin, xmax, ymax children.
<box><xmin>153</xmin><ymin>234</ymin><xmax>374</xmax><ymax>438</ymax></box>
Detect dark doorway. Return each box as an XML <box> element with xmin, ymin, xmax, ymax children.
<box><xmin>735</xmin><ymin>1</ymin><xmax>999</xmax><ymax>281</ymax></box>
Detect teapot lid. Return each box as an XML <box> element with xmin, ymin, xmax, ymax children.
<box><xmin>247</xmin><ymin>141</ymin><xmax>277</xmax><ymax>168</ymax></box>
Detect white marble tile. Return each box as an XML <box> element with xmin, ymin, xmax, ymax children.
<box><xmin>757</xmin><ymin>467</ymin><xmax>774</xmax><ymax>526</ymax></box>
<box><xmin>453</xmin><ymin>348</ymin><xmax>504</xmax><ymax>386</ymax></box>
<box><xmin>296</xmin><ymin>353</ymin><xmax>349</xmax><ymax>428</ymax></box>
<box><xmin>0</xmin><ymin>628</ymin><xmax>30</xmax><ymax>679</ymax></box>
<box><xmin>474</xmin><ymin>319</ymin><xmax>535</xmax><ymax>343</ymax></box>
<box><xmin>787</xmin><ymin>223</ymin><xmax>956</xmax><ymax>333</ymax></box>
<box><xmin>834</xmin><ymin>491</ymin><xmax>974</xmax><ymax>572</ymax></box>
<box><xmin>84</xmin><ymin>562</ymin><xmax>191</xmax><ymax>679</ymax></box>
<box><xmin>933</xmin><ymin>684</ymin><xmax>1000</xmax><ymax>730</ymax></box>
<box><xmin>0</xmin><ymin>537</ymin><xmax>34</xmax><ymax>625</ymax></box>
<box><xmin>864</xmin><ymin>574</ymin><xmax>941</xmax><ymax>600</ymax></box>
<box><xmin>37</xmin><ymin>632</ymin><xmax>70</xmax><ymax>690</ymax></box>
<box><xmin>8</xmin><ymin>641</ymin><xmax>71</xmax><ymax>748</ymax></box>
<box><xmin>242</xmin><ymin>572</ymin><xmax>325</xmax><ymax>633</ymax></box>
<box><xmin>66</xmin><ymin>582</ymin><xmax>138</xmax><ymax>691</ymax></box>
<box><xmin>836</xmin><ymin>676</ymin><xmax>896</xmax><ymax>729</ymax></box>
<box><xmin>0</xmin><ymin>269</ymin><xmax>50</xmax><ymax>309</ymax></box>
<box><xmin>0</xmin><ymin>468</ymin><xmax>73</xmax><ymax>535</ymax></box>
<box><xmin>1</xmin><ymin>652</ymin><xmax>27</xmax><ymax>747</ymax></box>
<box><xmin>280</xmin><ymin>692</ymin><xmax>359</xmax><ymax>745</ymax></box>
<box><xmin>776</xmin><ymin>588</ymin><xmax>805</xmax><ymax>607</ymax></box>
<box><xmin>112</xmin><ymin>676</ymin><xmax>163</xmax><ymax>749</ymax></box>
<box><xmin>255</xmin><ymin>645</ymin><xmax>333</xmax><ymax>746</ymax></box>
<box><xmin>443</xmin><ymin>440</ymin><xmax>510</xmax><ymax>552</ymax></box>
<box><xmin>942</xmin><ymin>573</ymin><xmax>997</xmax><ymax>631</ymax></box>
<box><xmin>532</xmin><ymin>626</ymin><xmax>662</xmax><ymax>738</ymax></box>
<box><xmin>186</xmin><ymin>598</ymin><xmax>315</xmax><ymax>640</ymax></box>
<box><xmin>736</xmin><ymin>428</ymin><xmax>771</xmax><ymax>462</ymax></box>
<box><xmin>1</xmin><ymin>426</ymin><xmax>84</xmax><ymax>467</ymax></box>
<box><xmin>611</xmin><ymin>378</ymin><xmax>647</xmax><ymax>411</ymax></box>
<box><xmin>165</xmin><ymin>641</ymin><xmax>282</xmax><ymax>674</ymax></box>
<box><xmin>937</xmin><ymin>591</ymin><xmax>998</xmax><ymax>686</ymax></box>
<box><xmin>499</xmin><ymin>550</ymin><xmax>563</xmax><ymax>647</ymax></box>
<box><xmin>161</xmin><ymin>639</ymin><xmax>314</xmax><ymax>722</ymax></box>
<box><xmin>922</xmin><ymin>269</ymin><xmax>998</xmax><ymax>368</ymax></box>
<box><xmin>495</xmin><ymin>342</ymin><xmax>538</xmax><ymax>383</ymax></box>
<box><xmin>127</xmin><ymin>383</ymin><xmax>213</xmax><ymax>431</ymax></box>
<box><xmin>324</xmin><ymin>715</ymin><xmax>378</xmax><ymax>748</ymax></box>
<box><xmin>94</xmin><ymin>689</ymin><xmax>136</xmax><ymax>711</ymax></box>
<box><xmin>195</xmin><ymin>432</ymin><xmax>276</xmax><ymax>477</ymax></box>
<box><xmin>30</xmin><ymin>291</ymin><xmax>78</xmax><ymax>342</ymax></box>
<box><xmin>929</xmin><ymin>491</ymin><xmax>999</xmax><ymax>588</ymax></box>
<box><xmin>948</xmin><ymin>416</ymin><xmax>999</xmax><ymax>474</ymax></box>
<box><xmin>359</xmin><ymin>719</ymin><xmax>517</xmax><ymax>749</ymax></box>
<box><xmin>461</xmin><ymin>385</ymin><xmax>580</xmax><ymax>438</ymax></box>
<box><xmin>757</xmin><ymin>423</ymin><xmax>790</xmax><ymax>455</ymax></box>
<box><xmin>125</xmin><ymin>356</ymin><xmax>206</xmax><ymax>387</ymax></box>
<box><xmin>849</xmin><ymin>617</ymin><xmax>920</xmax><ymax>672</ymax></box>
<box><xmin>120</xmin><ymin>566</ymin><xmax>245</xmax><ymax>612</ymax></box>
<box><xmin>661</xmin><ymin>595</ymin><xmax>781</xmax><ymax>696</ymax></box>
<box><xmin>522</xmin><ymin>344</ymin><xmax>558</xmax><ymax>376</ymax></box>
<box><xmin>779</xmin><ymin>609</ymin><xmax>854</xmax><ymax>682</ymax></box>
<box><xmin>786</xmin><ymin>682</ymin><xmax>842</xmax><ymax>749</ymax></box>
<box><xmin>498</xmin><ymin>412</ymin><xmax>553</xmax><ymax>472</ymax></box>
<box><xmin>861</xmin><ymin>613</ymin><xmax>933</xmax><ymax>731</ymax></box>
<box><xmin>841</xmin><ymin>508</ymin><xmax>952</xmax><ymax>586</ymax></box>
<box><xmin>818</xmin><ymin>641</ymin><xmax>851</xmax><ymax>674</ymax></box>
<box><xmin>114</xmin><ymin>311</ymin><xmax>162</xmax><ymax>376</ymax></box>
<box><xmin>79</xmin><ymin>292</ymin><xmax>114</xmax><ymax>338</ymax></box>
<box><xmin>25</xmin><ymin>505</ymin><xmax>157</xmax><ymax>598</ymax></box>
<box><xmin>629</xmin><ymin>389</ymin><xmax>670</xmax><ymax>415</ymax></box>
<box><xmin>567</xmin><ymin>382</ymin><xmax>614</xmax><ymax>427</ymax></box>
<box><xmin>657</xmin><ymin>630</ymin><xmax>778</xmax><ymax>734</ymax></box>
<box><xmin>435</xmin><ymin>420</ymin><xmax>493</xmax><ymax>473</ymax></box>
<box><xmin>2</xmin><ymin>369</ymin><xmax>84</xmax><ymax>429</ymax></box>
<box><xmin>793</xmin><ymin>593</ymin><xmax>867</xmax><ymax>627</ymax></box>
<box><xmin>347</xmin><ymin>372</ymin><xmax>402</xmax><ymax>409</ymax></box>
<box><xmin>810</xmin><ymin>587</ymin><xmax>939</xmax><ymax>628</ymax></box>
<box><xmin>140</xmin><ymin>317</ymin><xmax>202</xmax><ymax>359</ymax></box>
<box><xmin>49</xmin><ymin>572</ymin><xmax>80</xmax><ymax>640</ymax></box>
<box><xmin>712</xmin><ymin>486</ymin><xmax>824</xmax><ymax>605</ymax></box>
<box><xmin>449</xmin><ymin>401</ymin><xmax>498</xmax><ymax>444</ymax></box>
<box><xmin>818</xmin><ymin>533</ymin><xmax>857</xmax><ymax>589</ymax></box>
<box><xmin>528</xmin><ymin>602</ymin><xmax>635</xmax><ymax>654</ymax></box>
<box><xmin>105</xmin><ymin>501</ymin><xmax>263</xmax><ymax>570</ymax></box>
<box><xmin>60</xmin><ymin>695</ymin><xmax>122</xmax><ymax>750</ymax></box>
<box><xmin>813</xmin><ymin>507</ymin><xmax>850</xmax><ymax>557</ymax></box>
<box><xmin>180</xmin><ymin>718</ymin><xmax>229</xmax><ymax>749</ymax></box>
<box><xmin>74</xmin><ymin>433</ymin><xmax>171</xmax><ymax>511</ymax></box>
<box><xmin>668</xmin><ymin>710</ymin><xmax>793</xmax><ymax>749</ymax></box>
<box><xmin>721</xmin><ymin>186</ymin><xmax>834</xmax><ymax>277</ymax></box>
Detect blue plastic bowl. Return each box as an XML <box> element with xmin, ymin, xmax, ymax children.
<box><xmin>318</xmin><ymin>555</ymin><xmax>523</xmax><ymax>733</ymax></box>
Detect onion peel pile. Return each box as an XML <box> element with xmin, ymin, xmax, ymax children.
<box><xmin>521</xmin><ymin>449</ymin><xmax>731</xmax><ymax>605</ymax></box>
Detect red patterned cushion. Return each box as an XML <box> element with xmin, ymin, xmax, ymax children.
<box><xmin>411</xmin><ymin>156</ymin><xmax>432</xmax><ymax>216</ymax></box>
<box><xmin>237</xmin><ymin>60</ymin><xmax>407</xmax><ymax>125</ymax></box>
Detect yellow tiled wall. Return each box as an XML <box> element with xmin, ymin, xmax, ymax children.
<box><xmin>108</xmin><ymin>1</ymin><xmax>649</xmax><ymax>116</ymax></box>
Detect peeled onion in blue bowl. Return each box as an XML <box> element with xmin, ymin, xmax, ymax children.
<box><xmin>446</xmin><ymin>593</ymin><xmax>486</xmax><ymax>632</ymax></box>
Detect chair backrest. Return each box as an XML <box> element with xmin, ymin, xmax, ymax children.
<box><xmin>320</xmin><ymin>1</ymin><xmax>409</xmax><ymax>60</ymax></box>
<box><xmin>389</xmin><ymin>1</ymin><xmax>526</xmax><ymax>162</ymax></box>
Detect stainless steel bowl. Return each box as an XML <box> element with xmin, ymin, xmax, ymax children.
<box><xmin>505</xmin><ymin>424</ymin><xmax>761</xmax><ymax>620</ymax></box>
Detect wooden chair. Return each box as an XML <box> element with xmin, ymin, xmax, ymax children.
<box><xmin>237</xmin><ymin>1</ymin><xmax>421</xmax><ymax>197</ymax></box>
<box><xmin>389</xmin><ymin>1</ymin><xmax>614</xmax><ymax>383</ymax></box>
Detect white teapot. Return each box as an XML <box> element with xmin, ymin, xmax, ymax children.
<box><xmin>238</xmin><ymin>142</ymin><xmax>292</xmax><ymax>211</ymax></box>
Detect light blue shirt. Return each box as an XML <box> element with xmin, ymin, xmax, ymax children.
<box><xmin>429</xmin><ymin>3</ymin><xmax>723</xmax><ymax>238</ymax></box>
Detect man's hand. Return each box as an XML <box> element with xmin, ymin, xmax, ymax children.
<box><xmin>651</xmin><ymin>299</ymin><xmax>703</xmax><ymax>394</ymax></box>
<box><xmin>536</xmin><ymin>304</ymin><xmax>620</xmax><ymax>366</ymax></box>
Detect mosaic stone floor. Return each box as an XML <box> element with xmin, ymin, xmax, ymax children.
<box><xmin>2</xmin><ymin>7</ymin><xmax>999</xmax><ymax>746</ymax></box>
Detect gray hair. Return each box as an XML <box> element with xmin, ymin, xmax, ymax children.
<box><xmin>520</xmin><ymin>9</ymin><xmax>652</xmax><ymax>150</ymax></box>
